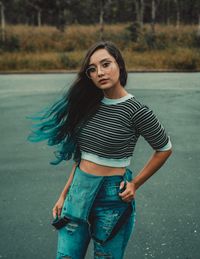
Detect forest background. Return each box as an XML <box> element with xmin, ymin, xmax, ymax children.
<box><xmin>0</xmin><ymin>0</ymin><xmax>200</xmax><ymax>72</ymax></box>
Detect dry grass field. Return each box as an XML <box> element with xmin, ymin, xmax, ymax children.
<box><xmin>0</xmin><ymin>23</ymin><xmax>200</xmax><ymax>71</ymax></box>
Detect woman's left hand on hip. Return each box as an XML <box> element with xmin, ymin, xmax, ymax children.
<box><xmin>118</xmin><ymin>181</ymin><xmax>136</xmax><ymax>202</ymax></box>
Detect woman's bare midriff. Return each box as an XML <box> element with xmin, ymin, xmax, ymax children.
<box><xmin>79</xmin><ymin>159</ymin><xmax>126</xmax><ymax>176</ymax></box>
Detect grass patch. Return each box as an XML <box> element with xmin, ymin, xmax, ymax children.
<box><xmin>0</xmin><ymin>24</ymin><xmax>200</xmax><ymax>71</ymax></box>
<box><xmin>1</xmin><ymin>48</ymin><xmax>199</xmax><ymax>72</ymax></box>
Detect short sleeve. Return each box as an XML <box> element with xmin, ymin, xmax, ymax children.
<box><xmin>132</xmin><ymin>105</ymin><xmax>170</xmax><ymax>150</ymax></box>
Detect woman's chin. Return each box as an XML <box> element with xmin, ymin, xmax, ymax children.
<box><xmin>97</xmin><ymin>83</ymin><xmax>114</xmax><ymax>90</ymax></box>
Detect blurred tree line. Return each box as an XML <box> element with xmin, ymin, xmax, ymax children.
<box><xmin>0</xmin><ymin>0</ymin><xmax>200</xmax><ymax>30</ymax></box>
<box><xmin>0</xmin><ymin>0</ymin><xmax>200</xmax><ymax>70</ymax></box>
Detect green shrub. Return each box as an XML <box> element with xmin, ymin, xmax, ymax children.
<box><xmin>0</xmin><ymin>35</ymin><xmax>20</xmax><ymax>52</ymax></box>
<box><xmin>142</xmin><ymin>31</ymin><xmax>169</xmax><ymax>50</ymax></box>
<box><xmin>126</xmin><ymin>22</ymin><xmax>142</xmax><ymax>42</ymax></box>
<box><xmin>59</xmin><ymin>53</ymin><xmax>79</xmax><ymax>69</ymax></box>
<box><xmin>191</xmin><ymin>32</ymin><xmax>200</xmax><ymax>48</ymax></box>
<box><xmin>24</xmin><ymin>43</ymin><xmax>37</xmax><ymax>52</ymax></box>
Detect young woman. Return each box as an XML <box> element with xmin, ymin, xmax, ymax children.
<box><xmin>28</xmin><ymin>41</ymin><xmax>172</xmax><ymax>259</ymax></box>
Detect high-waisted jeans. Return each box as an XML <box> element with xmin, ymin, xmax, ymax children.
<box><xmin>56</xmin><ymin>166</ymin><xmax>136</xmax><ymax>259</ymax></box>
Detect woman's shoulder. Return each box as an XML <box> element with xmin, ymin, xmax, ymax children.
<box><xmin>126</xmin><ymin>94</ymin><xmax>147</xmax><ymax>111</ymax></box>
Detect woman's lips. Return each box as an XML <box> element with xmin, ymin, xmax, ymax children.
<box><xmin>99</xmin><ymin>79</ymin><xmax>108</xmax><ymax>84</ymax></box>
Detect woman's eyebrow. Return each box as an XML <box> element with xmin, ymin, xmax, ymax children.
<box><xmin>89</xmin><ymin>58</ymin><xmax>112</xmax><ymax>66</ymax></box>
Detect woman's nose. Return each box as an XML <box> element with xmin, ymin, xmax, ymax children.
<box><xmin>97</xmin><ymin>65</ymin><xmax>104</xmax><ymax>77</ymax></box>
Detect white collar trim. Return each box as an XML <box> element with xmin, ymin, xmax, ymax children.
<box><xmin>101</xmin><ymin>93</ymin><xmax>134</xmax><ymax>105</ymax></box>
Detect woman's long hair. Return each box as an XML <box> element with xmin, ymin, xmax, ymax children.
<box><xmin>28</xmin><ymin>41</ymin><xmax>127</xmax><ymax>165</ymax></box>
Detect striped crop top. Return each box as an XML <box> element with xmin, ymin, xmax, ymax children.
<box><xmin>76</xmin><ymin>93</ymin><xmax>172</xmax><ymax>167</ymax></box>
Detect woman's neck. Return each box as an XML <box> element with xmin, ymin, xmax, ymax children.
<box><xmin>103</xmin><ymin>85</ymin><xmax>128</xmax><ymax>99</ymax></box>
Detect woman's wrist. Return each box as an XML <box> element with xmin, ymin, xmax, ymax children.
<box><xmin>59</xmin><ymin>188</ymin><xmax>70</xmax><ymax>199</ymax></box>
<box><xmin>131</xmin><ymin>179</ymin><xmax>140</xmax><ymax>190</ymax></box>
<box><xmin>59</xmin><ymin>193</ymin><xmax>66</xmax><ymax>199</ymax></box>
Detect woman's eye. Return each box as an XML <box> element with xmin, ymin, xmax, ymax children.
<box><xmin>102</xmin><ymin>62</ymin><xmax>111</xmax><ymax>68</ymax></box>
<box><xmin>88</xmin><ymin>67</ymin><xmax>96</xmax><ymax>73</ymax></box>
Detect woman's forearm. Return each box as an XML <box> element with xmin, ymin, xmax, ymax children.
<box><xmin>132</xmin><ymin>149</ymin><xmax>172</xmax><ymax>190</ymax></box>
<box><xmin>59</xmin><ymin>162</ymin><xmax>78</xmax><ymax>199</ymax></box>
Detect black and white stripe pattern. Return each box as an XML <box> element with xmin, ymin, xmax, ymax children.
<box><xmin>77</xmin><ymin>96</ymin><xmax>169</xmax><ymax>160</ymax></box>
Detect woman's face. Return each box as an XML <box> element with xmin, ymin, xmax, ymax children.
<box><xmin>86</xmin><ymin>49</ymin><xmax>121</xmax><ymax>90</ymax></box>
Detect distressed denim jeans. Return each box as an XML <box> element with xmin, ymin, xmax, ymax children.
<box><xmin>56</xmin><ymin>167</ymin><xmax>136</xmax><ymax>259</ymax></box>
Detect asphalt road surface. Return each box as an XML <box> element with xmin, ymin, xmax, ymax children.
<box><xmin>0</xmin><ymin>73</ymin><xmax>199</xmax><ymax>259</ymax></box>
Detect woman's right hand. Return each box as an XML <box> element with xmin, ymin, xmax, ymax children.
<box><xmin>52</xmin><ymin>195</ymin><xmax>66</xmax><ymax>218</ymax></box>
